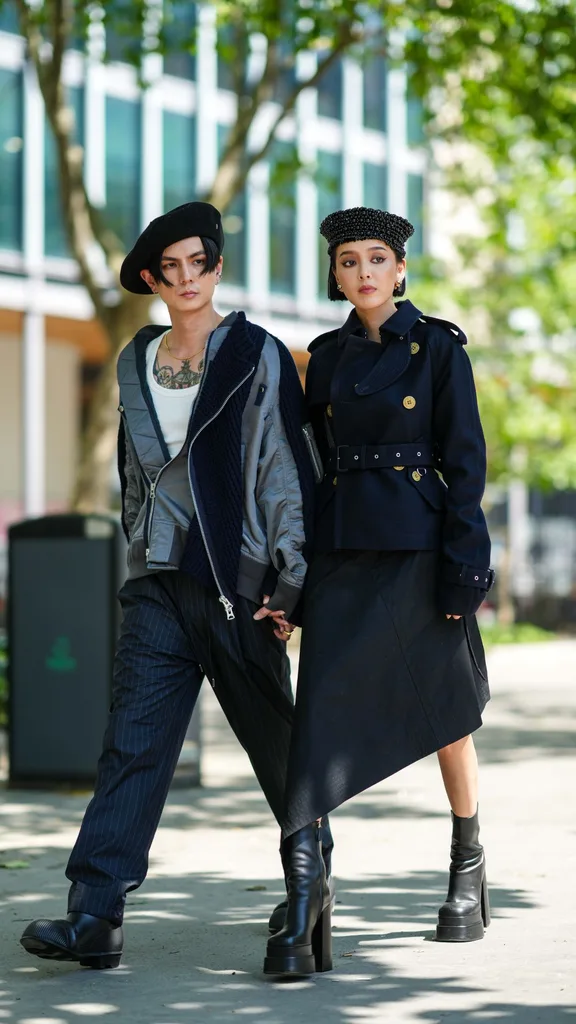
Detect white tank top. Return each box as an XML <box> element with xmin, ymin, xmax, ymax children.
<box><xmin>146</xmin><ymin>332</ymin><xmax>200</xmax><ymax>460</ymax></box>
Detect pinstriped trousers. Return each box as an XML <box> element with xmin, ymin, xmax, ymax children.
<box><xmin>66</xmin><ymin>572</ymin><xmax>294</xmax><ymax>925</ymax></box>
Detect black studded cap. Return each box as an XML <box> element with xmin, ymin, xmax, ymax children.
<box><xmin>320</xmin><ymin>206</ymin><xmax>414</xmax><ymax>256</ymax></box>
<box><xmin>120</xmin><ymin>201</ymin><xmax>224</xmax><ymax>294</ymax></box>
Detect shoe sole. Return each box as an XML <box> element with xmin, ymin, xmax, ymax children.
<box><xmin>20</xmin><ymin>935</ymin><xmax>122</xmax><ymax>969</ymax></box>
<box><xmin>263</xmin><ymin>953</ymin><xmax>316</xmax><ymax>976</ymax></box>
<box><xmin>435</xmin><ymin>919</ymin><xmax>485</xmax><ymax>942</ymax></box>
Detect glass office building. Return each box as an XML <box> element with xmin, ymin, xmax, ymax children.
<box><xmin>0</xmin><ymin>4</ymin><xmax>427</xmax><ymax>542</ymax></box>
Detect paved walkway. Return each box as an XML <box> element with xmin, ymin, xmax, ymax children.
<box><xmin>0</xmin><ymin>640</ymin><xmax>575</xmax><ymax>1023</ymax></box>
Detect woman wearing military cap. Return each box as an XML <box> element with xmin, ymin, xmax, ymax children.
<box><xmin>20</xmin><ymin>201</ymin><xmax>333</xmax><ymax>970</ymax></box>
<box><xmin>264</xmin><ymin>207</ymin><xmax>494</xmax><ymax>977</ymax></box>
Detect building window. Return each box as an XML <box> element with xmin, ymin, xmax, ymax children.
<box><xmin>218</xmin><ymin>126</ymin><xmax>246</xmax><ymax>287</ymax></box>
<box><xmin>406</xmin><ymin>83</ymin><xmax>425</xmax><ymax>146</ymax></box>
<box><xmin>363</xmin><ymin>161</ymin><xmax>387</xmax><ymax>211</ymax></box>
<box><xmin>0</xmin><ymin>1</ymin><xmax>19</xmax><ymax>33</ymax></box>
<box><xmin>317</xmin><ymin>58</ymin><xmax>342</xmax><ymax>120</ymax></box>
<box><xmin>269</xmin><ymin>141</ymin><xmax>296</xmax><ymax>296</ymax></box>
<box><xmin>163</xmin><ymin>111</ymin><xmax>195</xmax><ymax>212</ymax></box>
<box><xmin>0</xmin><ymin>68</ymin><xmax>23</xmax><ymax>252</ymax></box>
<box><xmin>105</xmin><ymin>97</ymin><xmax>141</xmax><ymax>249</ymax></box>
<box><xmin>104</xmin><ymin>0</ymin><xmax>141</xmax><ymax>64</ymax></box>
<box><xmin>217</xmin><ymin>24</ymin><xmax>238</xmax><ymax>92</ymax></box>
<box><xmin>317</xmin><ymin>150</ymin><xmax>342</xmax><ymax>298</ymax></box>
<box><xmin>45</xmin><ymin>89</ymin><xmax>84</xmax><ymax>259</ymax></box>
<box><xmin>363</xmin><ymin>56</ymin><xmax>387</xmax><ymax>133</ymax></box>
<box><xmin>163</xmin><ymin>1</ymin><xmax>196</xmax><ymax>79</ymax></box>
<box><xmin>407</xmin><ymin>173</ymin><xmax>424</xmax><ymax>256</ymax></box>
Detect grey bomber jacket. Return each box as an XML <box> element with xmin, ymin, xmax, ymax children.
<box><xmin>117</xmin><ymin>311</ymin><xmax>320</xmax><ymax>620</ymax></box>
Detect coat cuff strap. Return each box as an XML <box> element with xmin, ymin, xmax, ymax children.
<box><xmin>441</xmin><ymin>563</ymin><xmax>495</xmax><ymax>591</ymax></box>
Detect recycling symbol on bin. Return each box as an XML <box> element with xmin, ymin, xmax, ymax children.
<box><xmin>46</xmin><ymin>637</ymin><xmax>77</xmax><ymax>673</ymax></box>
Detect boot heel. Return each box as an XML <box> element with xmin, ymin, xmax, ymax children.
<box><xmin>481</xmin><ymin>871</ymin><xmax>491</xmax><ymax>928</ymax></box>
<box><xmin>312</xmin><ymin>904</ymin><xmax>333</xmax><ymax>973</ymax></box>
<box><xmin>79</xmin><ymin>953</ymin><xmax>122</xmax><ymax>970</ymax></box>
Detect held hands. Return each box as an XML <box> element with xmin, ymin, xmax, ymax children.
<box><xmin>446</xmin><ymin>614</ymin><xmax>462</xmax><ymax>620</ymax></box>
<box><xmin>253</xmin><ymin>595</ymin><xmax>295</xmax><ymax>642</ymax></box>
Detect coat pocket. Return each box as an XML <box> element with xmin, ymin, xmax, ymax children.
<box><xmin>302</xmin><ymin>423</ymin><xmax>324</xmax><ymax>483</ymax></box>
<box><xmin>407</xmin><ymin>468</ymin><xmax>447</xmax><ymax>510</ymax></box>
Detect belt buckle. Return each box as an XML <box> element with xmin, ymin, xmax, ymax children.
<box><xmin>336</xmin><ymin>446</ymin><xmax>348</xmax><ymax>472</ymax></box>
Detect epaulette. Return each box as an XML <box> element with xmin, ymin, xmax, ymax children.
<box><xmin>417</xmin><ymin>315</ymin><xmax>467</xmax><ymax>345</ymax></box>
<box><xmin>308</xmin><ymin>328</ymin><xmax>339</xmax><ymax>354</ymax></box>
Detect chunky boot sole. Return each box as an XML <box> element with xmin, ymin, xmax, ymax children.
<box><xmin>264</xmin><ymin>904</ymin><xmax>333</xmax><ymax>977</ymax></box>
<box><xmin>20</xmin><ymin>934</ymin><xmax>122</xmax><ymax>969</ymax></box>
<box><xmin>435</xmin><ymin>874</ymin><xmax>490</xmax><ymax>943</ymax></box>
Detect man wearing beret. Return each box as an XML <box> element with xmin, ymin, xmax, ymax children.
<box><xmin>20</xmin><ymin>201</ymin><xmax>329</xmax><ymax>969</ymax></box>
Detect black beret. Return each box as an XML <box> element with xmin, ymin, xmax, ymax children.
<box><xmin>320</xmin><ymin>206</ymin><xmax>414</xmax><ymax>257</ymax></box>
<box><xmin>120</xmin><ymin>201</ymin><xmax>224</xmax><ymax>294</ymax></box>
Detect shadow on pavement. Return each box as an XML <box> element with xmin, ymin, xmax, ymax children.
<box><xmin>0</xmin><ymin>869</ymin><xmax>541</xmax><ymax>1024</ymax></box>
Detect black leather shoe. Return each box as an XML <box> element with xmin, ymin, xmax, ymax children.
<box><xmin>264</xmin><ymin>822</ymin><xmax>332</xmax><ymax>977</ymax></box>
<box><xmin>20</xmin><ymin>912</ymin><xmax>123</xmax><ymax>969</ymax></box>
<box><xmin>268</xmin><ymin>815</ymin><xmax>334</xmax><ymax>934</ymax></box>
<box><xmin>436</xmin><ymin>809</ymin><xmax>491</xmax><ymax>942</ymax></box>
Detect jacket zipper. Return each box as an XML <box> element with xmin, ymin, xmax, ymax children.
<box><xmin>142</xmin><ymin>324</ymin><xmax>218</xmax><ymax>560</ymax></box>
<box><xmin>187</xmin><ymin>367</ymin><xmax>256</xmax><ymax>620</ymax></box>
<box><xmin>302</xmin><ymin>422</ymin><xmax>324</xmax><ymax>483</ymax></box>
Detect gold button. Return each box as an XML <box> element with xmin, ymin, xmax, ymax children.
<box><xmin>412</xmin><ymin>470</ymin><xmax>422</xmax><ymax>482</ymax></box>
<box><xmin>393</xmin><ymin>466</ymin><xmax>405</xmax><ymax>471</ymax></box>
<box><xmin>333</xmin><ymin>476</ymin><xmax>338</xmax><ymax>486</ymax></box>
<box><xmin>403</xmin><ymin>396</ymin><xmax>416</xmax><ymax>410</ymax></box>
<box><xmin>327</xmin><ymin>404</ymin><xmax>333</xmax><ymax>417</ymax></box>
<box><xmin>410</xmin><ymin>342</ymin><xmax>420</xmax><ymax>355</ymax></box>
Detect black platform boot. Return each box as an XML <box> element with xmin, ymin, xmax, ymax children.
<box><xmin>20</xmin><ymin>913</ymin><xmax>123</xmax><ymax>969</ymax></box>
<box><xmin>435</xmin><ymin>809</ymin><xmax>491</xmax><ymax>942</ymax></box>
<box><xmin>268</xmin><ymin>816</ymin><xmax>334</xmax><ymax>934</ymax></box>
<box><xmin>264</xmin><ymin>822</ymin><xmax>332</xmax><ymax>976</ymax></box>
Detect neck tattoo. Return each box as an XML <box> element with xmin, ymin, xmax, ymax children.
<box><xmin>154</xmin><ymin>331</ymin><xmax>205</xmax><ymax>390</ymax></box>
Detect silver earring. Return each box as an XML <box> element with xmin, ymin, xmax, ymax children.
<box><xmin>337</xmin><ymin>283</ymin><xmax>342</xmax><ymax>291</ymax></box>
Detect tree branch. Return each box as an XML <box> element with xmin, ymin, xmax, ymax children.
<box><xmin>15</xmin><ymin>0</ymin><xmax>125</xmax><ymax>328</ymax></box>
<box><xmin>207</xmin><ymin>19</ymin><xmax>361</xmax><ymax>210</ymax></box>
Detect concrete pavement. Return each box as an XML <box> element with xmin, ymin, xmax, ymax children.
<box><xmin>0</xmin><ymin>639</ymin><xmax>575</xmax><ymax>1023</ymax></box>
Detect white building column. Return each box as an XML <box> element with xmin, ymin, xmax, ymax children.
<box><xmin>22</xmin><ymin>59</ymin><xmax>46</xmax><ymax>518</ymax></box>
<box><xmin>342</xmin><ymin>58</ymin><xmax>363</xmax><ymax>207</ymax></box>
<box><xmin>386</xmin><ymin>65</ymin><xmax>408</xmax><ymax>216</ymax></box>
<box><xmin>195</xmin><ymin>5</ymin><xmax>218</xmax><ymax>193</ymax></box>
<box><xmin>295</xmin><ymin>53</ymin><xmax>318</xmax><ymax>315</ymax></box>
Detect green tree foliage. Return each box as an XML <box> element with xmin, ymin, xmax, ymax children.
<box><xmin>441</xmin><ymin>149</ymin><xmax>576</xmax><ymax>491</ymax></box>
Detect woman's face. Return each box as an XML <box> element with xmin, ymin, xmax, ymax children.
<box><xmin>140</xmin><ymin>236</ymin><xmax>223</xmax><ymax>313</ymax></box>
<box><xmin>332</xmin><ymin>238</ymin><xmax>405</xmax><ymax>310</ymax></box>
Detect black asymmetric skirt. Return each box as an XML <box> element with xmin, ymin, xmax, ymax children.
<box><xmin>281</xmin><ymin>549</ymin><xmax>489</xmax><ymax>837</ymax></box>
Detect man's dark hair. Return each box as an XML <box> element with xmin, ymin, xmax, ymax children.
<box><xmin>148</xmin><ymin>236</ymin><xmax>221</xmax><ymax>287</ymax></box>
<box><xmin>327</xmin><ymin>244</ymin><xmax>406</xmax><ymax>301</ymax></box>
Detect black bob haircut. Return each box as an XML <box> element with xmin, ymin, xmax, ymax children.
<box><xmin>327</xmin><ymin>242</ymin><xmax>406</xmax><ymax>301</ymax></box>
<box><xmin>148</xmin><ymin>236</ymin><xmax>221</xmax><ymax>288</ymax></box>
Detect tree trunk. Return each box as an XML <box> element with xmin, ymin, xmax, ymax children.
<box><xmin>72</xmin><ymin>292</ymin><xmax>153</xmax><ymax>512</ymax></box>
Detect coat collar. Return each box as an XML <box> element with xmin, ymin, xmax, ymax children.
<box><xmin>337</xmin><ymin>300</ymin><xmax>423</xmax><ymax>347</ymax></box>
<box><xmin>335</xmin><ymin>301</ymin><xmax>424</xmax><ymax>397</ymax></box>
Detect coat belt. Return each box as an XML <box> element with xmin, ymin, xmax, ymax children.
<box><xmin>331</xmin><ymin>442</ymin><xmax>435</xmax><ymax>472</ymax></box>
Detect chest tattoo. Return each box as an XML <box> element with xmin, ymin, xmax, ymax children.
<box><xmin>154</xmin><ymin>356</ymin><xmax>204</xmax><ymax>390</ymax></box>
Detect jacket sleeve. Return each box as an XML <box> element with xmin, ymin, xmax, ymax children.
<box><xmin>256</xmin><ymin>342</ymin><xmax>316</xmax><ymax>619</ymax></box>
<box><xmin>431</xmin><ymin>332</ymin><xmax>493</xmax><ymax>616</ymax></box>
<box><xmin>118</xmin><ymin>418</ymin><xmax>143</xmax><ymax>541</ymax></box>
